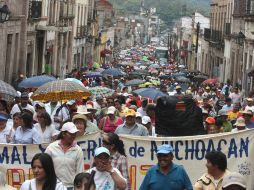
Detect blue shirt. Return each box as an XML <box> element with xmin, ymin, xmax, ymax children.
<box><xmin>13</xmin><ymin>126</ymin><xmax>41</xmax><ymax>144</ymax></box>
<box><xmin>246</xmin><ymin>121</ymin><xmax>254</xmax><ymax>129</ymax></box>
<box><xmin>139</xmin><ymin>163</ymin><xmax>193</xmax><ymax>190</ymax></box>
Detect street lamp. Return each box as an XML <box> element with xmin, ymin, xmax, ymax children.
<box><xmin>0</xmin><ymin>5</ymin><xmax>11</xmax><ymax>23</ymax></box>
<box><xmin>236</xmin><ymin>31</ymin><xmax>245</xmax><ymax>46</ymax></box>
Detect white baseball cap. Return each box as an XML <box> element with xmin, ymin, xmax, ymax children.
<box><xmin>107</xmin><ymin>106</ymin><xmax>116</xmax><ymax>115</ymax></box>
<box><xmin>94</xmin><ymin>147</ymin><xmax>110</xmax><ymax>157</ymax></box>
<box><xmin>61</xmin><ymin>122</ymin><xmax>79</xmax><ymax>134</ymax></box>
<box><xmin>142</xmin><ymin>116</ymin><xmax>151</xmax><ymax>125</ymax></box>
<box><xmin>222</xmin><ymin>172</ymin><xmax>246</xmax><ymax>188</ymax></box>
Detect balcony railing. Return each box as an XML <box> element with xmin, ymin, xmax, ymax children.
<box><xmin>59</xmin><ymin>1</ymin><xmax>75</xmax><ymax>19</ymax></box>
<box><xmin>76</xmin><ymin>26</ymin><xmax>88</xmax><ymax>38</ymax></box>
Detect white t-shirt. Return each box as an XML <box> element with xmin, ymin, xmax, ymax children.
<box><xmin>87</xmin><ymin>167</ymin><xmax>126</xmax><ymax>190</ymax></box>
<box><xmin>0</xmin><ymin>125</ymin><xmax>12</xmax><ymax>143</ymax></box>
<box><xmin>20</xmin><ymin>179</ymin><xmax>67</xmax><ymax>190</ymax></box>
<box><xmin>10</xmin><ymin>104</ymin><xmax>35</xmax><ymax>117</ymax></box>
<box><xmin>34</xmin><ymin>123</ymin><xmax>56</xmax><ymax>143</ymax></box>
<box><xmin>245</xmin><ymin>106</ymin><xmax>254</xmax><ymax>113</ymax></box>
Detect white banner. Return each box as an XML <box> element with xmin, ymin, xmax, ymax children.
<box><xmin>0</xmin><ymin>130</ymin><xmax>253</xmax><ymax>189</ymax></box>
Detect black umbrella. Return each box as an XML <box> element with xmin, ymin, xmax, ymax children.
<box><xmin>193</xmin><ymin>75</ymin><xmax>208</xmax><ymax>82</ymax></box>
<box><xmin>125</xmin><ymin>79</ymin><xmax>144</xmax><ymax>86</ymax></box>
<box><xmin>175</xmin><ymin>76</ymin><xmax>190</xmax><ymax>83</ymax></box>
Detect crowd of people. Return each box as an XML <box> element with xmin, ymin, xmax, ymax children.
<box><xmin>0</xmin><ymin>45</ymin><xmax>252</xmax><ymax>190</ymax></box>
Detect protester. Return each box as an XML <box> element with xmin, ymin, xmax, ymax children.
<box><xmin>221</xmin><ymin>172</ymin><xmax>246</xmax><ymax>190</ymax></box>
<box><xmin>232</xmin><ymin>117</ymin><xmax>247</xmax><ymax>132</ymax></box>
<box><xmin>10</xmin><ymin>92</ymin><xmax>35</xmax><ymax>116</ymax></box>
<box><xmin>115</xmin><ymin>109</ymin><xmax>149</xmax><ymax>136</ymax></box>
<box><xmin>241</xmin><ymin>110</ymin><xmax>254</xmax><ymax>128</ymax></box>
<box><xmin>20</xmin><ymin>153</ymin><xmax>67</xmax><ymax>190</ymax></box>
<box><xmin>229</xmin><ymin>87</ymin><xmax>242</xmax><ymax>104</ymax></box>
<box><xmin>0</xmin><ymin>112</ymin><xmax>12</xmax><ymax>143</ymax></box>
<box><xmin>86</xmin><ymin>147</ymin><xmax>127</xmax><ymax>190</ymax></box>
<box><xmin>227</xmin><ymin>104</ymin><xmax>240</xmax><ymax>123</ymax></box>
<box><xmin>13</xmin><ymin>112</ymin><xmax>41</xmax><ymax>144</ymax></box>
<box><xmin>137</xmin><ymin>99</ymin><xmax>148</xmax><ymax>117</ymax></box>
<box><xmin>98</xmin><ymin>106</ymin><xmax>124</xmax><ymax>133</ymax></box>
<box><xmin>194</xmin><ymin>151</ymin><xmax>230</xmax><ymax>190</ymax></box>
<box><xmin>34</xmin><ymin>111</ymin><xmax>56</xmax><ymax>143</ymax></box>
<box><xmin>140</xmin><ymin>144</ymin><xmax>193</xmax><ymax>190</ymax></box>
<box><xmin>45</xmin><ymin>122</ymin><xmax>84</xmax><ymax>189</ymax></box>
<box><xmin>74</xmin><ymin>173</ymin><xmax>96</xmax><ymax>190</ymax></box>
<box><xmin>135</xmin><ymin>112</ymin><xmax>142</xmax><ymax>124</ymax></box>
<box><xmin>222</xmin><ymin>97</ymin><xmax>233</xmax><ymax>112</ymax></box>
<box><xmin>205</xmin><ymin>117</ymin><xmax>219</xmax><ymax>134</ymax></box>
<box><xmin>216</xmin><ymin>110</ymin><xmax>233</xmax><ymax>132</ymax></box>
<box><xmin>72</xmin><ymin>114</ymin><xmax>89</xmax><ymax>136</ymax></box>
<box><xmin>7</xmin><ymin>112</ymin><xmax>22</xmax><ymax>142</ymax></box>
<box><xmin>142</xmin><ymin>116</ymin><xmax>156</xmax><ymax>136</ymax></box>
<box><xmin>244</xmin><ymin>98</ymin><xmax>254</xmax><ymax>112</ymax></box>
<box><xmin>102</xmin><ymin>133</ymin><xmax>130</xmax><ymax>190</ymax></box>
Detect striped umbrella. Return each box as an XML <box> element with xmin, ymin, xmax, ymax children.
<box><xmin>89</xmin><ymin>87</ymin><xmax>114</xmax><ymax>98</ymax></box>
<box><xmin>0</xmin><ymin>80</ymin><xmax>18</xmax><ymax>101</ymax></box>
<box><xmin>31</xmin><ymin>80</ymin><xmax>91</xmax><ymax>102</ymax></box>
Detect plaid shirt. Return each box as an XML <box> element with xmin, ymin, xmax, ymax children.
<box><xmin>111</xmin><ymin>151</ymin><xmax>130</xmax><ymax>190</ymax></box>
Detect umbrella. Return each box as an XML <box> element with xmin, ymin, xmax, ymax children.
<box><xmin>18</xmin><ymin>75</ymin><xmax>56</xmax><ymax>88</ymax></box>
<box><xmin>31</xmin><ymin>80</ymin><xmax>91</xmax><ymax>102</ymax></box>
<box><xmin>193</xmin><ymin>75</ymin><xmax>208</xmax><ymax>82</ymax></box>
<box><xmin>142</xmin><ymin>56</ymin><xmax>149</xmax><ymax>61</ymax></box>
<box><xmin>125</xmin><ymin>79</ymin><xmax>144</xmax><ymax>86</ymax></box>
<box><xmin>202</xmin><ymin>78</ymin><xmax>218</xmax><ymax>85</ymax></box>
<box><xmin>133</xmin><ymin>88</ymin><xmax>168</xmax><ymax>100</ymax></box>
<box><xmin>175</xmin><ymin>76</ymin><xmax>190</xmax><ymax>83</ymax></box>
<box><xmin>84</xmin><ymin>72</ymin><xmax>102</xmax><ymax>78</ymax></box>
<box><xmin>0</xmin><ymin>80</ymin><xmax>18</xmax><ymax>101</ymax></box>
<box><xmin>149</xmin><ymin>64</ymin><xmax>161</xmax><ymax>69</ymax></box>
<box><xmin>65</xmin><ymin>78</ymin><xmax>83</xmax><ymax>86</ymax></box>
<box><xmin>95</xmin><ymin>68</ymin><xmax>105</xmax><ymax>72</ymax></box>
<box><xmin>159</xmin><ymin>75</ymin><xmax>172</xmax><ymax>79</ymax></box>
<box><xmin>89</xmin><ymin>87</ymin><xmax>114</xmax><ymax>98</ymax></box>
<box><xmin>102</xmin><ymin>68</ymin><xmax>125</xmax><ymax>77</ymax></box>
<box><xmin>171</xmin><ymin>72</ymin><xmax>186</xmax><ymax>78</ymax></box>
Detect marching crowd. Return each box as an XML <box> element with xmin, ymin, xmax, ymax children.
<box><xmin>0</xmin><ymin>46</ymin><xmax>252</xmax><ymax>190</ymax></box>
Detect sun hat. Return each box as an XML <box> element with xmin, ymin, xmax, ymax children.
<box><xmin>125</xmin><ymin>109</ymin><xmax>136</xmax><ymax>117</ymax></box>
<box><xmin>175</xmin><ymin>85</ymin><xmax>181</xmax><ymax>90</ymax></box>
<box><xmin>246</xmin><ymin>98</ymin><xmax>253</xmax><ymax>102</ymax></box>
<box><xmin>142</xmin><ymin>116</ymin><xmax>151</xmax><ymax>125</ymax></box>
<box><xmin>76</xmin><ymin>105</ymin><xmax>90</xmax><ymax>115</ymax></box>
<box><xmin>107</xmin><ymin>106</ymin><xmax>116</xmax><ymax>115</ymax></box>
<box><xmin>94</xmin><ymin>147</ymin><xmax>110</xmax><ymax>157</ymax></box>
<box><xmin>242</xmin><ymin>110</ymin><xmax>253</xmax><ymax>116</ymax></box>
<box><xmin>234</xmin><ymin>117</ymin><xmax>245</xmax><ymax>127</ymax></box>
<box><xmin>72</xmin><ymin>114</ymin><xmax>87</xmax><ymax>122</ymax></box>
<box><xmin>222</xmin><ymin>172</ymin><xmax>246</xmax><ymax>188</ymax></box>
<box><xmin>61</xmin><ymin>122</ymin><xmax>79</xmax><ymax>134</ymax></box>
<box><xmin>0</xmin><ymin>113</ymin><xmax>8</xmax><ymax>121</ymax></box>
<box><xmin>156</xmin><ymin>144</ymin><xmax>174</xmax><ymax>154</ymax></box>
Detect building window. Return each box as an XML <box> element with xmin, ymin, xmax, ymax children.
<box><xmin>246</xmin><ymin>0</ymin><xmax>254</xmax><ymax>14</ymax></box>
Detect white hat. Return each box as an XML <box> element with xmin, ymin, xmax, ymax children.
<box><xmin>136</xmin><ymin>112</ymin><xmax>142</xmax><ymax>118</ymax></box>
<box><xmin>94</xmin><ymin>147</ymin><xmax>110</xmax><ymax>157</ymax></box>
<box><xmin>61</xmin><ymin>122</ymin><xmax>79</xmax><ymax>134</ymax></box>
<box><xmin>76</xmin><ymin>105</ymin><xmax>90</xmax><ymax>115</ymax></box>
<box><xmin>107</xmin><ymin>106</ymin><xmax>116</xmax><ymax>115</ymax></box>
<box><xmin>35</xmin><ymin>101</ymin><xmax>45</xmax><ymax>108</ymax></box>
<box><xmin>234</xmin><ymin>117</ymin><xmax>246</xmax><ymax>127</ymax></box>
<box><xmin>86</xmin><ymin>104</ymin><xmax>95</xmax><ymax>110</ymax></box>
<box><xmin>222</xmin><ymin>172</ymin><xmax>246</xmax><ymax>188</ymax></box>
<box><xmin>142</xmin><ymin>116</ymin><xmax>151</xmax><ymax>125</ymax></box>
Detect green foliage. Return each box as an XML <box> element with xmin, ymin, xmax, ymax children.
<box><xmin>109</xmin><ymin>0</ymin><xmax>209</xmax><ymax>24</ymax></box>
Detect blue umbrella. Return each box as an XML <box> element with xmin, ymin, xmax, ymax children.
<box><xmin>101</xmin><ymin>68</ymin><xmax>125</xmax><ymax>77</ymax></box>
<box><xmin>171</xmin><ymin>72</ymin><xmax>186</xmax><ymax>78</ymax></box>
<box><xmin>84</xmin><ymin>72</ymin><xmax>102</xmax><ymax>78</ymax></box>
<box><xmin>133</xmin><ymin>88</ymin><xmax>168</xmax><ymax>100</ymax></box>
<box><xmin>18</xmin><ymin>75</ymin><xmax>56</xmax><ymax>88</ymax></box>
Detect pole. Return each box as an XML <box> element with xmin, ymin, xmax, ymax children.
<box><xmin>195</xmin><ymin>22</ymin><xmax>200</xmax><ymax>69</ymax></box>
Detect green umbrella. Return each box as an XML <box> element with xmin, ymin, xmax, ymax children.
<box><xmin>89</xmin><ymin>87</ymin><xmax>114</xmax><ymax>98</ymax></box>
<box><xmin>142</xmin><ymin>56</ymin><xmax>148</xmax><ymax>61</ymax></box>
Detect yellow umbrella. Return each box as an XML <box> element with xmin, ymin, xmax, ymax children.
<box><xmin>31</xmin><ymin>80</ymin><xmax>91</xmax><ymax>102</ymax></box>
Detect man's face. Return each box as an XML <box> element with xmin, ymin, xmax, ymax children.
<box><xmin>206</xmin><ymin>159</ymin><xmax>217</xmax><ymax>175</ymax></box>
<box><xmin>0</xmin><ymin>120</ymin><xmax>7</xmax><ymax>129</ymax></box>
<box><xmin>157</xmin><ymin>153</ymin><xmax>173</xmax><ymax>168</ymax></box>
<box><xmin>20</xmin><ymin>97</ymin><xmax>29</xmax><ymax>107</ymax></box>
<box><xmin>126</xmin><ymin>116</ymin><xmax>135</xmax><ymax>126</ymax></box>
<box><xmin>94</xmin><ymin>153</ymin><xmax>111</xmax><ymax>172</ymax></box>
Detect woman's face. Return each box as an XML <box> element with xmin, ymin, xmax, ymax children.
<box><xmin>74</xmin><ymin>119</ymin><xmax>86</xmax><ymax>136</ymax></box>
<box><xmin>75</xmin><ymin>179</ymin><xmax>96</xmax><ymax>190</ymax></box>
<box><xmin>63</xmin><ymin>132</ymin><xmax>77</xmax><ymax>145</ymax></box>
<box><xmin>13</xmin><ymin>116</ymin><xmax>22</xmax><ymax>126</ymax></box>
<box><xmin>37</xmin><ymin>114</ymin><xmax>45</xmax><ymax>125</ymax></box>
<box><xmin>32</xmin><ymin>159</ymin><xmax>46</xmax><ymax>181</ymax></box>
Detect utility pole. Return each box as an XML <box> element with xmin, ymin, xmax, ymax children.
<box><xmin>195</xmin><ymin>22</ymin><xmax>200</xmax><ymax>69</ymax></box>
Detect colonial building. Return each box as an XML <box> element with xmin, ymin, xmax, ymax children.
<box><xmin>0</xmin><ymin>0</ymin><xmax>28</xmax><ymax>83</ymax></box>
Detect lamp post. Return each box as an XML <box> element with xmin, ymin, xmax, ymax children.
<box><xmin>0</xmin><ymin>4</ymin><xmax>10</xmax><ymax>23</ymax></box>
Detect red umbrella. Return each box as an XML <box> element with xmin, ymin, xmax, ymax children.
<box><xmin>202</xmin><ymin>78</ymin><xmax>218</xmax><ymax>85</ymax></box>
